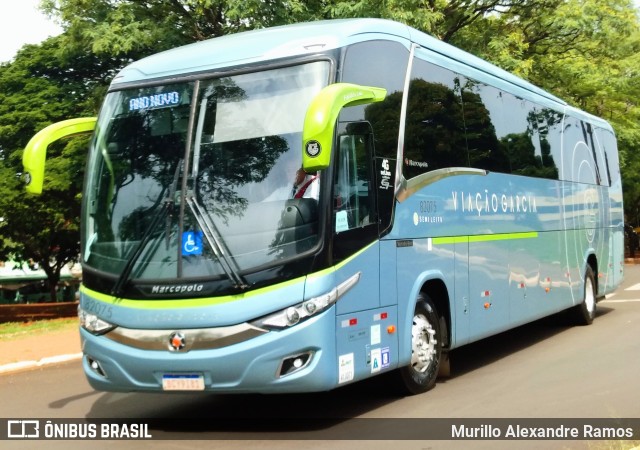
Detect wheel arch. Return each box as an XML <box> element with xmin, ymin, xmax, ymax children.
<box><xmin>394</xmin><ymin>272</ymin><xmax>451</xmax><ymax>394</ymax></box>
<box><xmin>585</xmin><ymin>252</ymin><xmax>599</xmax><ymax>297</ymax></box>
<box><xmin>398</xmin><ymin>271</ymin><xmax>452</xmax><ymax>366</ymax></box>
<box><xmin>569</xmin><ymin>252</ymin><xmax>598</xmax><ymax>325</ymax></box>
<box><xmin>420</xmin><ymin>278</ymin><xmax>451</xmax><ymax>350</ymax></box>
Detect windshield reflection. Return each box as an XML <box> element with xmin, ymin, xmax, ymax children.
<box><xmin>82</xmin><ymin>62</ymin><xmax>329</xmax><ymax>291</ymax></box>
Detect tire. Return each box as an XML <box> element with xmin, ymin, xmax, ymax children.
<box><xmin>395</xmin><ymin>294</ymin><xmax>442</xmax><ymax>395</ymax></box>
<box><xmin>570</xmin><ymin>266</ymin><xmax>597</xmax><ymax>325</ymax></box>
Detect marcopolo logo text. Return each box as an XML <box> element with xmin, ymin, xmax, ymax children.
<box><xmin>150</xmin><ymin>284</ymin><xmax>204</xmax><ymax>295</ymax></box>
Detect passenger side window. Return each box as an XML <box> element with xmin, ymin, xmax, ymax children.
<box><xmin>405</xmin><ymin>55</ymin><xmax>468</xmax><ymax>178</ymax></box>
<box><xmin>334</xmin><ymin>123</ymin><xmax>377</xmax><ymax>233</ymax></box>
<box><xmin>528</xmin><ymin>107</ymin><xmax>561</xmax><ymax>180</ymax></box>
<box><xmin>332</xmin><ymin>123</ymin><xmax>379</xmax><ymax>262</ymax></box>
<box><xmin>595</xmin><ymin>127</ymin><xmax>619</xmax><ymax>187</ymax></box>
<box><xmin>561</xmin><ymin>116</ymin><xmax>601</xmax><ymax>185</ymax></box>
<box><xmin>341</xmin><ymin>40</ymin><xmax>409</xmax><ymax>159</ymax></box>
<box><xmin>460</xmin><ymin>81</ymin><xmax>509</xmax><ymax>173</ymax></box>
<box><xmin>500</xmin><ymin>95</ymin><xmax>558</xmax><ymax>180</ymax></box>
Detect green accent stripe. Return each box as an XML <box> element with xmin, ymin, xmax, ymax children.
<box><xmin>433</xmin><ymin>231</ymin><xmax>538</xmax><ymax>245</ymax></box>
<box><xmin>80</xmin><ymin>241</ymin><xmax>378</xmax><ymax>309</ymax></box>
<box><xmin>432</xmin><ymin>236</ymin><xmax>467</xmax><ymax>245</ymax></box>
<box><xmin>80</xmin><ymin>274</ymin><xmax>305</xmax><ymax>309</ymax></box>
<box><xmin>335</xmin><ymin>240</ymin><xmax>376</xmax><ymax>269</ymax></box>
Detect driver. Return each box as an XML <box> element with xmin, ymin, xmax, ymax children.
<box><xmin>292</xmin><ymin>167</ymin><xmax>319</xmax><ymax>199</ymax></box>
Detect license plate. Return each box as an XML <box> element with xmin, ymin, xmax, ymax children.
<box><xmin>162</xmin><ymin>373</ymin><xmax>205</xmax><ymax>391</ymax></box>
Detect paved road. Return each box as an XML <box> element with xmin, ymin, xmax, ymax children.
<box><xmin>3</xmin><ymin>265</ymin><xmax>640</xmax><ymax>449</ymax></box>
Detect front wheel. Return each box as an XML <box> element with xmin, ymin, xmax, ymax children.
<box><xmin>569</xmin><ymin>266</ymin><xmax>597</xmax><ymax>325</ymax></box>
<box><xmin>395</xmin><ymin>294</ymin><xmax>442</xmax><ymax>395</ymax></box>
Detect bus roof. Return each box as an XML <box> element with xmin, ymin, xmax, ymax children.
<box><xmin>112</xmin><ymin>18</ymin><xmax>613</xmax><ymax>130</ymax></box>
<box><xmin>112</xmin><ymin>19</ymin><xmax>412</xmax><ymax>86</ymax></box>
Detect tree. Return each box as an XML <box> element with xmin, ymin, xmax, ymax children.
<box><xmin>3</xmin><ymin>0</ymin><xmax>639</xmax><ymax>303</ymax></box>
<box><xmin>441</xmin><ymin>0</ymin><xmax>640</xmax><ymax>220</ymax></box>
<box><xmin>0</xmin><ymin>34</ymin><xmax>126</xmax><ymax>301</ymax></box>
<box><xmin>41</xmin><ymin>0</ymin><xmax>324</xmax><ymax>56</ymax></box>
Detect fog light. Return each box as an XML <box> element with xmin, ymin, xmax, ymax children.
<box><xmin>87</xmin><ymin>356</ymin><xmax>107</xmax><ymax>378</ymax></box>
<box><xmin>278</xmin><ymin>352</ymin><xmax>313</xmax><ymax>377</ymax></box>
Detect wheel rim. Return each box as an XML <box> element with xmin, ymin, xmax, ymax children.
<box><xmin>410</xmin><ymin>313</ymin><xmax>437</xmax><ymax>373</ymax></box>
<box><xmin>585</xmin><ymin>276</ymin><xmax>595</xmax><ymax>316</ymax></box>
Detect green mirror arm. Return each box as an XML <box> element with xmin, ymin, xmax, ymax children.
<box><xmin>302</xmin><ymin>83</ymin><xmax>386</xmax><ymax>172</ymax></box>
<box><xmin>23</xmin><ymin>117</ymin><xmax>97</xmax><ymax>194</ymax></box>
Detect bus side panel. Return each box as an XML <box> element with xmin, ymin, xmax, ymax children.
<box><xmin>333</xmin><ymin>242</ymin><xmax>399</xmax><ymax>385</ymax></box>
<box><xmin>509</xmin><ymin>229</ymin><xmax>571</xmax><ymax>327</ymax></box>
<box><xmin>335</xmin><ymin>305</ymin><xmax>399</xmax><ymax>386</ymax></box>
<box><xmin>380</xmin><ymin>240</ymin><xmax>397</xmax><ymax>307</ymax></box>
<box><xmin>390</xmin><ymin>172</ymin><xmax>568</xmax><ymax>346</ymax></box>
<box><xmin>335</xmin><ymin>243</ymin><xmax>380</xmax><ymax>315</ymax></box>
<box><xmin>598</xmin><ymin>127</ymin><xmax>624</xmax><ymax>291</ymax></box>
<box><xmin>610</xmin><ymin>222</ymin><xmax>625</xmax><ymax>289</ymax></box>
<box><xmin>502</xmin><ymin>177</ymin><xmax>572</xmax><ymax>318</ymax></box>
<box><xmin>395</xmin><ymin>241</ymin><xmax>455</xmax><ymax>366</ymax></box>
<box><xmin>467</xmin><ymin>239</ymin><xmax>510</xmax><ymax>340</ymax></box>
<box><xmin>466</xmin><ymin>233</ymin><xmax>570</xmax><ymax>341</ymax></box>
<box><xmin>562</xmin><ymin>179</ymin><xmax>601</xmax><ymax>304</ymax></box>
<box><xmin>452</xmin><ymin>238</ymin><xmax>470</xmax><ymax>348</ymax></box>
<box><xmin>596</xmin><ymin>184</ymin><xmax>612</xmax><ymax>295</ymax></box>
<box><xmin>560</xmin><ymin>115</ymin><xmax>617</xmax><ymax>302</ymax></box>
<box><xmin>595</xmin><ymin>178</ymin><xmax>624</xmax><ymax>296</ymax></box>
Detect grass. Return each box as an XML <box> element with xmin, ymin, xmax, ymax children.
<box><xmin>0</xmin><ymin>317</ymin><xmax>78</xmax><ymax>340</ymax></box>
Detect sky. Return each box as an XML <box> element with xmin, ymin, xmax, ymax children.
<box><xmin>0</xmin><ymin>0</ymin><xmax>62</xmax><ymax>63</ymax></box>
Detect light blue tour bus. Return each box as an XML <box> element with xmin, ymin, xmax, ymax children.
<box><xmin>22</xmin><ymin>18</ymin><xmax>623</xmax><ymax>394</ymax></box>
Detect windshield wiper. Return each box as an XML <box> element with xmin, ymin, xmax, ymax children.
<box><xmin>185</xmin><ymin>194</ymin><xmax>250</xmax><ymax>290</ymax></box>
<box><xmin>111</xmin><ymin>162</ymin><xmax>182</xmax><ymax>296</ymax></box>
<box><xmin>111</xmin><ymin>202</ymin><xmax>168</xmax><ymax>296</ymax></box>
<box><xmin>165</xmin><ymin>160</ymin><xmax>182</xmax><ymax>248</ymax></box>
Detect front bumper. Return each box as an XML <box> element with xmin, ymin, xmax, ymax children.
<box><xmin>80</xmin><ymin>307</ymin><xmax>337</xmax><ymax>394</ymax></box>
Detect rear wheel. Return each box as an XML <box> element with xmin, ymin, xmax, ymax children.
<box><xmin>396</xmin><ymin>294</ymin><xmax>442</xmax><ymax>395</ymax></box>
<box><xmin>570</xmin><ymin>266</ymin><xmax>597</xmax><ymax>325</ymax></box>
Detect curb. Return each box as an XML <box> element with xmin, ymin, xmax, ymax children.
<box><xmin>0</xmin><ymin>353</ymin><xmax>82</xmax><ymax>375</ymax></box>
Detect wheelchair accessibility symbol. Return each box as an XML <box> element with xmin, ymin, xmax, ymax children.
<box><xmin>182</xmin><ymin>231</ymin><xmax>203</xmax><ymax>256</ymax></box>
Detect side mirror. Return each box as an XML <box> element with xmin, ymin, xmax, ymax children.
<box><xmin>302</xmin><ymin>83</ymin><xmax>386</xmax><ymax>173</ymax></box>
<box><xmin>23</xmin><ymin>117</ymin><xmax>97</xmax><ymax>194</ymax></box>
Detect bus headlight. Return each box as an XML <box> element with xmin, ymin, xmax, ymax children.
<box><xmin>78</xmin><ymin>306</ymin><xmax>116</xmax><ymax>335</ymax></box>
<box><xmin>252</xmin><ymin>272</ymin><xmax>360</xmax><ymax>330</ymax></box>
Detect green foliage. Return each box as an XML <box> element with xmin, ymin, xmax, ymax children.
<box><xmin>0</xmin><ymin>34</ymin><xmax>115</xmax><ymax>300</ymax></box>
<box><xmin>324</xmin><ymin>0</ymin><xmax>444</xmax><ymax>31</ymax></box>
<box><xmin>1</xmin><ymin>0</ymin><xmax>639</xmax><ymax>300</ymax></box>
<box><xmin>42</xmin><ymin>0</ymin><xmax>324</xmax><ymax>55</ymax></box>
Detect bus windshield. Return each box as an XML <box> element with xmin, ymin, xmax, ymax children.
<box><xmin>82</xmin><ymin>62</ymin><xmax>330</xmax><ymax>290</ymax></box>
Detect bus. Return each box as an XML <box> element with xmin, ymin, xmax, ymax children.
<box><xmin>22</xmin><ymin>18</ymin><xmax>623</xmax><ymax>394</ymax></box>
